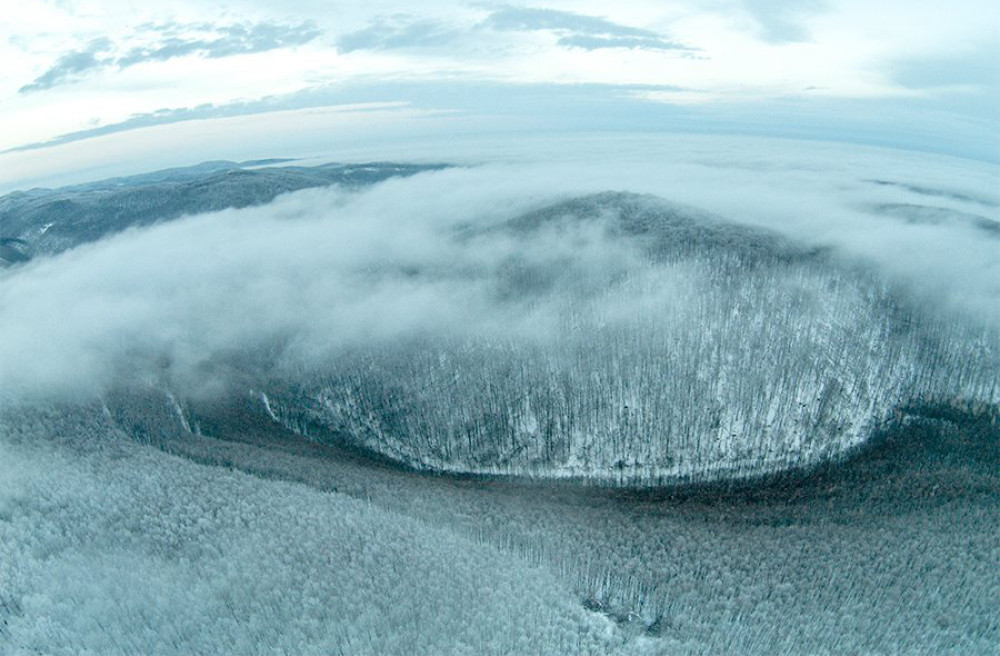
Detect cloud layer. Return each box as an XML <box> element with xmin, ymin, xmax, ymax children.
<box><xmin>1</xmin><ymin>138</ymin><xmax>996</xmax><ymax>399</ymax></box>
<box><xmin>19</xmin><ymin>21</ymin><xmax>321</xmax><ymax>94</ymax></box>
<box><xmin>0</xmin><ymin>137</ymin><xmax>996</xmax><ymax>486</ymax></box>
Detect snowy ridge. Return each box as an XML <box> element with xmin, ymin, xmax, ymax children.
<box><xmin>0</xmin><ymin>160</ymin><xmax>446</xmax><ymax>260</ymax></box>
<box><xmin>257</xmin><ymin>193</ymin><xmax>999</xmax><ymax>486</ymax></box>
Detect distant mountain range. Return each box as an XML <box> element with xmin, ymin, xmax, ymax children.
<box><xmin>0</xmin><ymin>160</ymin><xmax>447</xmax><ymax>262</ymax></box>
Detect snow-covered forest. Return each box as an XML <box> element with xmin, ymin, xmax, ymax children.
<box><xmin>261</xmin><ymin>192</ymin><xmax>998</xmax><ymax>484</ymax></box>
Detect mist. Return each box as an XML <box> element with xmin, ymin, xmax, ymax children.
<box><xmin>0</xmin><ymin>137</ymin><xmax>995</xmax><ymax>484</ymax></box>
<box><xmin>2</xmin><ymin>138</ymin><xmax>996</xmax><ymax>395</ymax></box>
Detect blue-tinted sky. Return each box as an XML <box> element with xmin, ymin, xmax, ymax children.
<box><xmin>2</xmin><ymin>0</ymin><xmax>997</xmax><ymax>189</ymax></box>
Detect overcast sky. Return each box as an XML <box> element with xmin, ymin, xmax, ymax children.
<box><xmin>2</xmin><ymin>0</ymin><xmax>997</xmax><ymax>189</ymax></box>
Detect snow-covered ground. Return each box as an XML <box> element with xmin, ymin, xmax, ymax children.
<box><xmin>1</xmin><ymin>400</ymin><xmax>996</xmax><ymax>655</ymax></box>
<box><xmin>0</xmin><ymin>405</ymin><xmax>629</xmax><ymax>656</ymax></box>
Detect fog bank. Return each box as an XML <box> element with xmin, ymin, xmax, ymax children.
<box><xmin>1</xmin><ymin>138</ymin><xmax>996</xmax><ymax>482</ymax></box>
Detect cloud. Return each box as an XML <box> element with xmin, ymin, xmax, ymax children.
<box><xmin>338</xmin><ymin>15</ymin><xmax>461</xmax><ymax>53</ymax></box>
<box><xmin>18</xmin><ymin>21</ymin><xmax>322</xmax><ymax>94</ymax></box>
<box><xmin>482</xmin><ymin>6</ymin><xmax>693</xmax><ymax>52</ymax></box>
<box><xmin>1</xmin><ymin>80</ymin><xmax>712</xmax><ymax>157</ymax></box>
<box><xmin>1</xmin><ymin>138</ymin><xmax>996</xmax><ymax>400</ymax></box>
<box><xmin>116</xmin><ymin>21</ymin><xmax>322</xmax><ymax>66</ymax></box>
<box><xmin>336</xmin><ymin>9</ymin><xmax>691</xmax><ymax>55</ymax></box>
<box><xmin>891</xmin><ymin>44</ymin><xmax>1000</xmax><ymax>95</ymax></box>
<box><xmin>0</xmin><ymin>98</ymin><xmax>421</xmax><ymax>157</ymax></box>
<box><xmin>556</xmin><ymin>34</ymin><xmax>689</xmax><ymax>52</ymax></box>
<box><xmin>484</xmin><ymin>7</ymin><xmax>653</xmax><ymax>37</ymax></box>
<box><xmin>0</xmin><ymin>137</ymin><xmax>996</xmax><ymax>488</ymax></box>
<box><xmin>18</xmin><ymin>38</ymin><xmax>114</xmax><ymax>93</ymax></box>
<box><xmin>740</xmin><ymin>0</ymin><xmax>827</xmax><ymax>43</ymax></box>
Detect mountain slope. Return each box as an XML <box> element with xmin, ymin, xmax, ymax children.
<box><xmin>255</xmin><ymin>192</ymin><xmax>997</xmax><ymax>485</ymax></box>
<box><xmin>0</xmin><ymin>160</ymin><xmax>446</xmax><ymax>259</ymax></box>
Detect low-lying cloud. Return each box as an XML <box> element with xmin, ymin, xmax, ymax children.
<box><xmin>0</xmin><ymin>138</ymin><xmax>997</xmax><ymax>406</ymax></box>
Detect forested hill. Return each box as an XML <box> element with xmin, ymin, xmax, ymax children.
<box><xmin>0</xmin><ymin>160</ymin><xmax>446</xmax><ymax>261</ymax></box>
<box><xmin>253</xmin><ymin>192</ymin><xmax>998</xmax><ymax>486</ymax></box>
<box><xmin>1</xmin><ymin>165</ymin><xmax>995</xmax><ymax>487</ymax></box>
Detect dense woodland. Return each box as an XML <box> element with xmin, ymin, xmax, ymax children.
<box><xmin>258</xmin><ymin>193</ymin><xmax>999</xmax><ymax>485</ymax></box>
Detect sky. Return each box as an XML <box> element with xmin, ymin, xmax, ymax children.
<box><xmin>1</xmin><ymin>0</ymin><xmax>998</xmax><ymax>190</ymax></box>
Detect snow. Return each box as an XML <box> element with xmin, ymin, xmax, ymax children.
<box><xmin>1</xmin><ymin>401</ymin><xmax>995</xmax><ymax>655</ymax></box>
<box><xmin>0</xmin><ymin>406</ymin><xmax>628</xmax><ymax>656</ymax></box>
